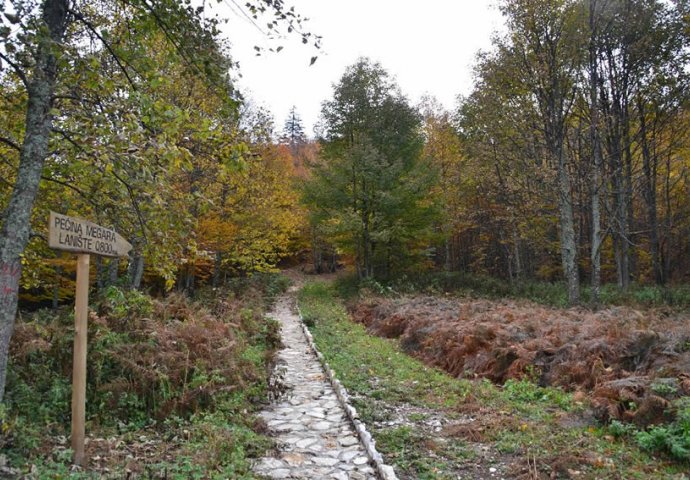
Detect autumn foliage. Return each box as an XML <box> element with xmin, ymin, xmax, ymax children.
<box><xmin>8</xmin><ymin>283</ymin><xmax>281</xmax><ymax>426</ymax></box>
<box><xmin>351</xmin><ymin>295</ymin><xmax>690</xmax><ymax>426</ymax></box>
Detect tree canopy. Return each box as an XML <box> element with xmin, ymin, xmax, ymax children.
<box><xmin>303</xmin><ymin>58</ymin><xmax>438</xmax><ymax>280</ymax></box>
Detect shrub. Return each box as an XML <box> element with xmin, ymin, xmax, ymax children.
<box><xmin>635</xmin><ymin>399</ymin><xmax>690</xmax><ymax>461</ymax></box>
<box><xmin>3</xmin><ymin>284</ymin><xmax>280</xmax><ymax>468</ymax></box>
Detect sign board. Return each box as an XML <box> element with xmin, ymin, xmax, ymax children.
<box><xmin>49</xmin><ymin>211</ymin><xmax>132</xmax><ymax>258</ymax></box>
<box><xmin>48</xmin><ymin>212</ymin><xmax>132</xmax><ymax>466</ymax></box>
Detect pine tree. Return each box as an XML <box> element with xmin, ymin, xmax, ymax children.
<box><xmin>281</xmin><ymin>106</ymin><xmax>306</xmax><ymax>152</ymax></box>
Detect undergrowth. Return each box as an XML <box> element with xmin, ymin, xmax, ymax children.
<box><xmin>335</xmin><ymin>271</ymin><xmax>690</xmax><ymax>310</ymax></box>
<box><xmin>299</xmin><ymin>280</ymin><xmax>688</xmax><ymax>479</ymax></box>
<box><xmin>1</xmin><ymin>273</ymin><xmax>288</xmax><ymax>477</ymax></box>
<box><xmin>609</xmin><ymin>398</ymin><xmax>690</xmax><ymax>461</ymax></box>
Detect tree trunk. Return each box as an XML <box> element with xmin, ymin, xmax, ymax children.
<box><xmin>663</xmin><ymin>150</ymin><xmax>673</xmax><ymax>281</ymax></box>
<box><xmin>624</xmin><ymin>126</ymin><xmax>635</xmax><ymax>283</ymax></box>
<box><xmin>589</xmin><ymin>0</ymin><xmax>603</xmax><ymax>305</ymax></box>
<box><xmin>128</xmin><ymin>240</ymin><xmax>145</xmax><ymax>290</ymax></box>
<box><xmin>108</xmin><ymin>257</ymin><xmax>119</xmax><ymax>286</ymax></box>
<box><xmin>95</xmin><ymin>255</ymin><xmax>105</xmax><ymax>292</ymax></box>
<box><xmin>512</xmin><ymin>227</ymin><xmax>522</xmax><ymax>280</ymax></box>
<box><xmin>212</xmin><ymin>251</ymin><xmax>222</xmax><ymax>287</ymax></box>
<box><xmin>444</xmin><ymin>238</ymin><xmax>451</xmax><ymax>272</ymax></box>
<box><xmin>184</xmin><ymin>264</ymin><xmax>194</xmax><ymax>295</ymax></box>
<box><xmin>638</xmin><ymin>96</ymin><xmax>662</xmax><ymax>284</ymax></box>
<box><xmin>612</xmin><ymin>152</ymin><xmax>629</xmax><ymax>288</ymax></box>
<box><xmin>0</xmin><ymin>0</ymin><xmax>69</xmax><ymax>402</ymax></box>
<box><xmin>361</xmin><ymin>211</ymin><xmax>372</xmax><ymax>279</ymax></box>
<box><xmin>557</xmin><ymin>152</ymin><xmax>580</xmax><ymax>304</ymax></box>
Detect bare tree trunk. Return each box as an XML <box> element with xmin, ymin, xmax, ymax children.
<box><xmin>0</xmin><ymin>0</ymin><xmax>69</xmax><ymax>402</ymax></box>
<box><xmin>589</xmin><ymin>0</ymin><xmax>603</xmax><ymax>304</ymax></box>
<box><xmin>444</xmin><ymin>238</ymin><xmax>452</xmax><ymax>272</ymax></box>
<box><xmin>638</xmin><ymin>96</ymin><xmax>662</xmax><ymax>284</ymax></box>
<box><xmin>131</xmin><ymin>256</ymin><xmax>145</xmax><ymax>290</ymax></box>
<box><xmin>184</xmin><ymin>264</ymin><xmax>194</xmax><ymax>294</ymax></box>
<box><xmin>362</xmin><ymin>212</ymin><xmax>372</xmax><ymax>278</ymax></box>
<box><xmin>128</xmin><ymin>239</ymin><xmax>145</xmax><ymax>290</ymax></box>
<box><xmin>612</xmin><ymin>155</ymin><xmax>629</xmax><ymax>288</ymax></box>
<box><xmin>557</xmin><ymin>152</ymin><xmax>580</xmax><ymax>304</ymax></box>
<box><xmin>624</xmin><ymin>130</ymin><xmax>634</xmax><ymax>283</ymax></box>
<box><xmin>663</xmin><ymin>151</ymin><xmax>673</xmax><ymax>281</ymax></box>
<box><xmin>212</xmin><ymin>251</ymin><xmax>222</xmax><ymax>287</ymax></box>
<box><xmin>513</xmin><ymin>228</ymin><xmax>522</xmax><ymax>280</ymax></box>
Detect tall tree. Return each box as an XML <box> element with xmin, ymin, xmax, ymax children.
<box><xmin>303</xmin><ymin>59</ymin><xmax>437</xmax><ymax>279</ymax></box>
<box><xmin>420</xmin><ymin>97</ymin><xmax>466</xmax><ymax>272</ymax></box>
<box><xmin>0</xmin><ymin>0</ymin><xmax>317</xmax><ymax>402</ymax></box>
<box><xmin>0</xmin><ymin>0</ymin><xmax>70</xmax><ymax>404</ymax></box>
<box><xmin>281</xmin><ymin>105</ymin><xmax>307</xmax><ymax>152</ymax></box>
<box><xmin>499</xmin><ymin>0</ymin><xmax>585</xmax><ymax>303</ymax></box>
<box><xmin>588</xmin><ymin>0</ymin><xmax>604</xmax><ymax>303</ymax></box>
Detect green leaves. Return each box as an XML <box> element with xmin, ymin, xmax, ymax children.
<box><xmin>304</xmin><ymin>58</ymin><xmax>438</xmax><ymax>280</ymax></box>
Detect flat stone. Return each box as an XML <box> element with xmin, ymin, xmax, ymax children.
<box><xmin>282</xmin><ymin>453</ymin><xmax>305</xmax><ymax>466</ymax></box>
<box><xmin>312</xmin><ymin>421</ymin><xmax>333</xmax><ymax>430</ymax></box>
<box><xmin>312</xmin><ymin>457</ymin><xmax>340</xmax><ymax>467</ymax></box>
<box><xmin>339</xmin><ymin>450</ymin><xmax>359</xmax><ymax>461</ymax></box>
<box><xmin>295</xmin><ymin>437</ymin><xmax>317</xmax><ymax>449</ymax></box>
<box><xmin>339</xmin><ymin>436</ymin><xmax>359</xmax><ymax>447</ymax></box>
<box><xmin>267</xmin><ymin>469</ymin><xmax>291</xmax><ymax>479</ymax></box>
<box><xmin>254</xmin><ymin>458</ymin><xmax>286</xmax><ymax>470</ymax></box>
<box><xmin>353</xmin><ymin>456</ymin><xmax>369</xmax><ymax>466</ymax></box>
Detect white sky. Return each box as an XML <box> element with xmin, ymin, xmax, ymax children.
<box><xmin>215</xmin><ymin>1</ymin><xmax>506</xmax><ymax>136</ymax></box>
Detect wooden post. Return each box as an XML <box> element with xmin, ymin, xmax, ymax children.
<box><xmin>71</xmin><ymin>253</ymin><xmax>90</xmax><ymax>465</ymax></box>
<box><xmin>49</xmin><ymin>212</ymin><xmax>131</xmax><ymax>466</ymax></box>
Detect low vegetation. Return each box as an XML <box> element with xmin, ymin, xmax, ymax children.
<box><xmin>1</xmin><ymin>274</ymin><xmax>289</xmax><ymax>477</ymax></box>
<box><xmin>337</xmin><ymin>272</ymin><xmax>690</xmax><ymax>310</ymax></box>
<box><xmin>299</xmin><ymin>280</ymin><xmax>689</xmax><ymax>479</ymax></box>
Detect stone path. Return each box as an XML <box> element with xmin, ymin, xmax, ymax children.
<box><xmin>253</xmin><ymin>292</ymin><xmax>378</xmax><ymax>480</ymax></box>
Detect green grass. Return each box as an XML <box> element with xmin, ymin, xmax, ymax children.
<box><xmin>299</xmin><ymin>282</ymin><xmax>470</xmax><ymax>409</ymax></box>
<box><xmin>299</xmin><ymin>280</ymin><xmax>689</xmax><ymax>479</ymax></box>
<box><xmin>375</xmin><ymin>425</ymin><xmax>474</xmax><ymax>480</ymax></box>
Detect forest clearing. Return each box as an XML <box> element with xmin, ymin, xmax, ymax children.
<box><xmin>2</xmin><ymin>0</ymin><xmax>690</xmax><ymax>478</ymax></box>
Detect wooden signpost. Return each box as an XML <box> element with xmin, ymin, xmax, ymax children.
<box><xmin>48</xmin><ymin>212</ymin><xmax>132</xmax><ymax>465</ymax></box>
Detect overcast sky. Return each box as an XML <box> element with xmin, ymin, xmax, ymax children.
<box><xmin>215</xmin><ymin>1</ymin><xmax>506</xmax><ymax>136</ymax></box>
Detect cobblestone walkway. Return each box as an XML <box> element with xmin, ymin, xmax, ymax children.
<box><xmin>253</xmin><ymin>292</ymin><xmax>378</xmax><ymax>480</ymax></box>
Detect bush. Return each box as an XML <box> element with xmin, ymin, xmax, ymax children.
<box><xmin>3</xmin><ymin>284</ymin><xmax>281</xmax><ymax>472</ymax></box>
<box><xmin>635</xmin><ymin>399</ymin><xmax>690</xmax><ymax>461</ymax></box>
<box><xmin>608</xmin><ymin>399</ymin><xmax>690</xmax><ymax>462</ymax></box>
<box><xmin>224</xmin><ymin>272</ymin><xmax>291</xmax><ymax>303</ymax></box>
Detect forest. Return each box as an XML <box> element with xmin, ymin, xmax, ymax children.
<box><xmin>1</xmin><ymin>0</ymin><xmax>690</xmax><ymax>477</ymax></box>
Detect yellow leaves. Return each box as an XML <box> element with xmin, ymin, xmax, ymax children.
<box><xmin>176</xmin><ymin>141</ymin><xmax>305</xmax><ymax>274</ymax></box>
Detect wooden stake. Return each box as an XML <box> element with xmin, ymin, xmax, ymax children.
<box><xmin>71</xmin><ymin>253</ymin><xmax>90</xmax><ymax>465</ymax></box>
